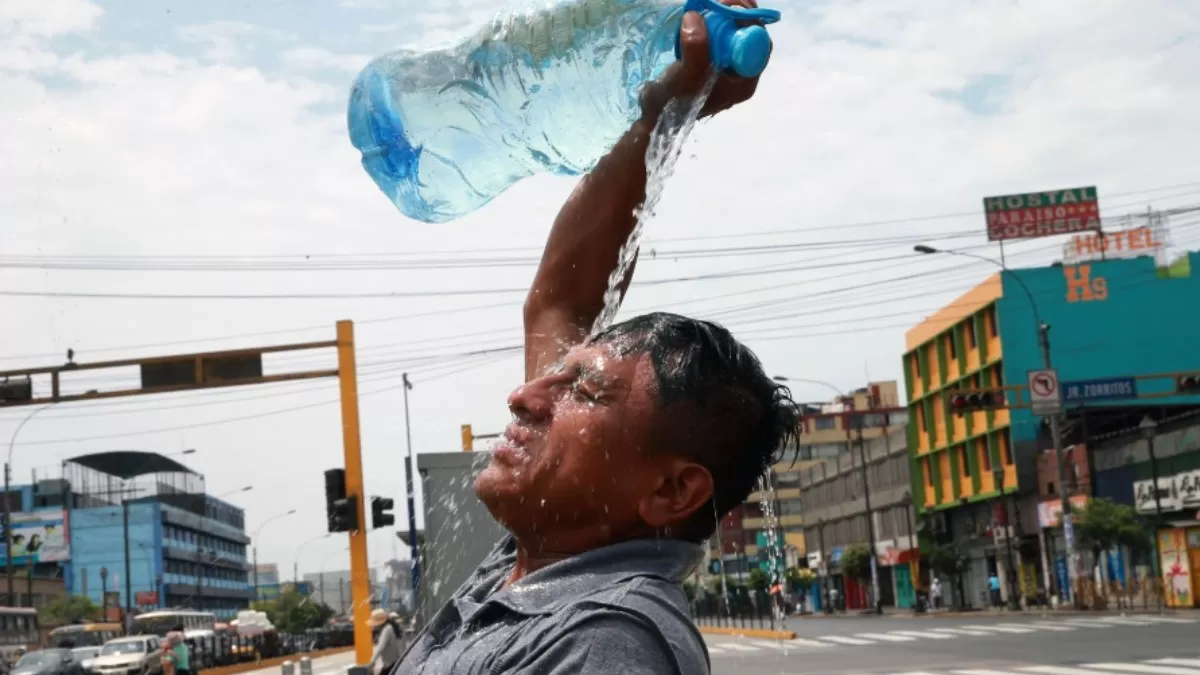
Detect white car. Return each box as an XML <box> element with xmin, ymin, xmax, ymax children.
<box><xmin>90</xmin><ymin>637</ymin><xmax>162</xmax><ymax>675</ymax></box>
<box><xmin>71</xmin><ymin>647</ymin><xmax>101</xmax><ymax>673</ymax></box>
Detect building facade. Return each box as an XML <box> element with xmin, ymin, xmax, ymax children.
<box><xmin>799</xmin><ymin>430</ymin><xmax>918</xmax><ymax>610</ymax></box>
<box><xmin>712</xmin><ymin>381</ymin><xmax>908</xmax><ymax>577</ymax></box>
<box><xmin>903</xmin><ymin>249</ymin><xmax>1200</xmax><ymax>607</ymax></box>
<box><xmin>0</xmin><ymin>480</ymin><xmax>71</xmax><ymax>608</ymax></box>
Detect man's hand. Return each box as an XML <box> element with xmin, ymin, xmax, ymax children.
<box><xmin>639</xmin><ymin>0</ymin><xmax>768</xmax><ymax>124</ymax></box>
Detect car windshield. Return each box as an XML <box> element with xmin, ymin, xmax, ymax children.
<box><xmin>100</xmin><ymin>642</ymin><xmax>146</xmax><ymax>656</ymax></box>
<box><xmin>17</xmin><ymin>651</ymin><xmax>65</xmax><ymax>667</ymax></box>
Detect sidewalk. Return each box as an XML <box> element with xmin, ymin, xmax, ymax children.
<box><xmin>788</xmin><ymin>605</ymin><xmax>1198</xmax><ymax>619</ymax></box>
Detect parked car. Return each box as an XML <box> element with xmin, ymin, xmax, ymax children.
<box><xmin>90</xmin><ymin>637</ymin><xmax>162</xmax><ymax>675</ymax></box>
<box><xmin>69</xmin><ymin>649</ymin><xmax>100</xmax><ymax>674</ymax></box>
<box><xmin>11</xmin><ymin>649</ymin><xmax>82</xmax><ymax>675</ymax></box>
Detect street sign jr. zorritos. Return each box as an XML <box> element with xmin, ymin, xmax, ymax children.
<box><xmin>1028</xmin><ymin>368</ymin><xmax>1063</xmax><ymax>416</ymax></box>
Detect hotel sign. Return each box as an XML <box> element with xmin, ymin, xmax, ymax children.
<box><xmin>984</xmin><ymin>186</ymin><xmax>1101</xmax><ymax>242</ymax></box>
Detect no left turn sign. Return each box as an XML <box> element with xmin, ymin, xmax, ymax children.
<box><xmin>1028</xmin><ymin>368</ymin><xmax>1062</xmax><ymax>416</ymax></box>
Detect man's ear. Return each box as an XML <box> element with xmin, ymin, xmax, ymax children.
<box><xmin>637</xmin><ymin>459</ymin><xmax>714</xmax><ymax>530</ymax></box>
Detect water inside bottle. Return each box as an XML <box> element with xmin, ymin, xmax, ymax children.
<box><xmin>591</xmin><ymin>74</ymin><xmax>719</xmax><ymax>334</ymax></box>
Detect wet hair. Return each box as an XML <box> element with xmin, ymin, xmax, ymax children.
<box><xmin>590</xmin><ymin>312</ymin><xmax>801</xmax><ymax>541</ymax></box>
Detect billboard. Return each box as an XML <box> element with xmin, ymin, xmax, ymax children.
<box><xmin>984</xmin><ymin>186</ymin><xmax>1101</xmax><ymax>242</ymax></box>
<box><xmin>2</xmin><ymin>510</ymin><xmax>70</xmax><ymax>564</ymax></box>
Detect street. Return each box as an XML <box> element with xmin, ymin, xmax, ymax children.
<box><xmin>703</xmin><ymin>613</ymin><xmax>1199</xmax><ymax>675</ymax></box>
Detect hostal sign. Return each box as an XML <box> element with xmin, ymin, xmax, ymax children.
<box><xmin>984</xmin><ymin>186</ymin><xmax>1101</xmax><ymax>242</ymax></box>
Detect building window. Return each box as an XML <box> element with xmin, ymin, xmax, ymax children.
<box><xmin>965</xmin><ymin>319</ymin><xmax>977</xmax><ymax>349</ymax></box>
<box><xmin>924</xmin><ymin>459</ymin><xmax>933</xmax><ymax>486</ymax></box>
<box><xmin>980</xmin><ymin>440</ymin><xmax>992</xmax><ymax>472</ymax></box>
<box><xmin>814</xmin><ymin>416</ymin><xmax>837</xmax><ymax>431</ymax></box>
<box><xmin>987</xmin><ymin>306</ymin><xmax>998</xmax><ymax>337</ymax></box>
<box><xmin>1000</xmin><ymin>435</ymin><xmax>1013</xmax><ymax>465</ymax></box>
<box><xmin>959</xmin><ymin>446</ymin><xmax>970</xmax><ymax>477</ymax></box>
<box><xmin>947</xmin><ymin>334</ymin><xmax>957</xmax><ymax>360</ymax></box>
<box><xmin>992</xmin><ymin>365</ymin><xmax>1004</xmax><ymax>387</ymax></box>
<box><xmin>918</xmin><ymin>404</ymin><xmax>928</xmax><ymax>433</ymax></box>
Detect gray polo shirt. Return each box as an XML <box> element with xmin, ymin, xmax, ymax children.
<box><xmin>393</xmin><ymin>535</ymin><xmax>709</xmax><ymax>674</ymax></box>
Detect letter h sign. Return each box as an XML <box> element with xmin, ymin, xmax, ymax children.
<box><xmin>1064</xmin><ymin>264</ymin><xmax>1108</xmax><ymax>303</ymax></box>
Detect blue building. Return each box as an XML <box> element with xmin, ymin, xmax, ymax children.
<box><xmin>61</xmin><ymin>451</ymin><xmax>254</xmax><ymax>620</ymax></box>
<box><xmin>0</xmin><ymin>479</ymin><xmax>74</xmax><ymax>607</ymax></box>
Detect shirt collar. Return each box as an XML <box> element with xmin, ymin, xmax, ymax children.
<box><xmin>458</xmin><ymin>536</ymin><xmax>702</xmax><ymax>618</ymax></box>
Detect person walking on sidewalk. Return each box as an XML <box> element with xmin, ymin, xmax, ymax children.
<box><xmin>930</xmin><ymin>577</ymin><xmax>942</xmax><ymax>611</ymax></box>
<box><xmin>367</xmin><ymin>609</ymin><xmax>403</xmax><ymax>675</ymax></box>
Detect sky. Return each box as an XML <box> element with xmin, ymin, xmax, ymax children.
<box><xmin>2</xmin><ymin>0</ymin><xmax>1199</xmax><ymax>578</ymax></box>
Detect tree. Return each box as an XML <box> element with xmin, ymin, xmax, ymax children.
<box><xmin>785</xmin><ymin>567</ymin><xmax>815</xmax><ymax>592</ymax></box>
<box><xmin>253</xmin><ymin>591</ymin><xmax>335</xmax><ymax>634</ymax></box>
<box><xmin>925</xmin><ymin>540</ymin><xmax>967</xmax><ymax>610</ymax></box>
<box><xmin>1074</xmin><ymin>498</ymin><xmax>1150</xmax><ymax>573</ymax></box>
<box><xmin>747</xmin><ymin>568</ymin><xmax>769</xmax><ymax>592</ymax></box>
<box><xmin>40</xmin><ymin>595</ymin><xmax>101</xmax><ymax>626</ymax></box>
<box><xmin>841</xmin><ymin>545</ymin><xmax>872</xmax><ymax>582</ymax></box>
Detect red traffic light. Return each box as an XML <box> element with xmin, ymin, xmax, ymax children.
<box><xmin>1178</xmin><ymin>374</ymin><xmax>1200</xmax><ymax>393</ymax></box>
<box><xmin>949</xmin><ymin>390</ymin><xmax>1005</xmax><ymax>412</ymax></box>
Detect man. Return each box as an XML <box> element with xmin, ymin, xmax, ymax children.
<box><xmin>395</xmin><ymin>2</ymin><xmax>797</xmax><ymax>673</ymax></box>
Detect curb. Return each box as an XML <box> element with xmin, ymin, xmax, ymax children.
<box><xmin>198</xmin><ymin>647</ymin><xmax>354</xmax><ymax>675</ymax></box>
<box><xmin>697</xmin><ymin>626</ymin><xmax>796</xmax><ymax>640</ymax></box>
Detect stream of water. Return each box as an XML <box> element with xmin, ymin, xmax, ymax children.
<box><xmin>591</xmin><ymin>75</ymin><xmax>719</xmax><ymax>334</ymax></box>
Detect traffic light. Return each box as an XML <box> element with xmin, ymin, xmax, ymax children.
<box><xmin>0</xmin><ymin>378</ymin><xmax>32</xmax><ymax>404</ymax></box>
<box><xmin>461</xmin><ymin>424</ymin><xmax>473</xmax><ymax>452</ymax></box>
<box><xmin>949</xmin><ymin>390</ymin><xmax>1006</xmax><ymax>413</ymax></box>
<box><xmin>1176</xmin><ymin>373</ymin><xmax>1200</xmax><ymax>394</ymax></box>
<box><xmin>371</xmin><ymin>496</ymin><xmax>395</xmax><ymax>529</ymax></box>
<box><xmin>324</xmin><ymin>468</ymin><xmax>359</xmax><ymax>533</ymax></box>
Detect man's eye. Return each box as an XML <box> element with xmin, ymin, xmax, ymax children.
<box><xmin>572</xmin><ymin>384</ymin><xmax>598</xmax><ymax>402</ymax></box>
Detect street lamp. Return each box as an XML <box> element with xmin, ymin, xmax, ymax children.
<box><xmin>4</xmin><ymin>404</ymin><xmax>51</xmax><ymax>605</ymax></box>
<box><xmin>219</xmin><ymin>486</ymin><xmax>253</xmax><ymax>498</ymax></box>
<box><xmin>914</xmin><ymin>244</ymin><xmax>1079</xmax><ymax>603</ymax></box>
<box><xmin>774</xmin><ymin>375</ymin><xmax>883</xmax><ymax>614</ymax></box>
<box><xmin>401</xmin><ymin>373</ymin><xmax>421</xmax><ymax>596</ymax></box>
<box><xmin>252</xmin><ymin>509</ymin><xmax>297</xmax><ymax>601</ymax></box>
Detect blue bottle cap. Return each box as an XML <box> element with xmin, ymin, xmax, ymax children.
<box><xmin>730</xmin><ymin>24</ymin><xmax>771</xmax><ymax>78</ymax></box>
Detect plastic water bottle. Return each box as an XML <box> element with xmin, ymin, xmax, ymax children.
<box><xmin>347</xmin><ymin>0</ymin><xmax>782</xmax><ymax>223</ymax></box>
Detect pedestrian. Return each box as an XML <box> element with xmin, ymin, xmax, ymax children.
<box><xmin>988</xmin><ymin>573</ymin><xmax>1001</xmax><ymax>607</ymax></box>
<box><xmin>367</xmin><ymin>609</ymin><xmax>403</xmax><ymax>675</ymax></box>
<box><xmin>162</xmin><ymin>626</ymin><xmax>190</xmax><ymax>675</ymax></box>
<box><xmin>390</xmin><ymin>4</ymin><xmax>792</xmax><ymax>671</ymax></box>
<box><xmin>930</xmin><ymin>577</ymin><xmax>942</xmax><ymax>611</ymax></box>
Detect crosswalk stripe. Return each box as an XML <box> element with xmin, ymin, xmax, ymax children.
<box><xmin>761</xmin><ymin>637</ymin><xmax>831</xmax><ymax>648</ymax></box>
<box><xmin>1080</xmin><ymin>663</ymin><xmax>1200</xmax><ymax>674</ymax></box>
<box><xmin>890</xmin><ymin>630</ymin><xmax>955</xmax><ymax>639</ymax></box>
<box><xmin>1150</xmin><ymin>660</ymin><xmax>1200</xmax><ymax>668</ymax></box>
<box><xmin>720</xmin><ymin>643</ymin><xmax>759</xmax><ymax>652</ymax></box>
<box><xmin>1137</xmin><ymin>616</ymin><xmax>1198</xmax><ymax>624</ymax></box>
<box><xmin>888</xmin><ymin>671</ymin><xmax>942</xmax><ymax>675</ymax></box>
<box><xmin>1029</xmin><ymin>621</ymin><xmax>1077</xmax><ymax>631</ymax></box>
<box><xmin>857</xmin><ymin>632</ymin><xmax>917</xmax><ymax>642</ymax></box>
<box><xmin>1096</xmin><ymin>616</ymin><xmax>1162</xmax><ymax>626</ymax></box>
<box><xmin>954</xmin><ymin>670</ymin><xmax>1027</xmax><ymax>675</ymax></box>
<box><xmin>994</xmin><ymin>623</ymin><xmax>1038</xmax><ymax>633</ymax></box>
<box><xmin>1021</xmin><ymin>666</ymin><xmax>1112</xmax><ymax>675</ymax></box>
<box><xmin>962</xmin><ymin>624</ymin><xmax>1034</xmax><ymax>634</ymax></box>
<box><xmin>819</xmin><ymin>635</ymin><xmax>875</xmax><ymax>645</ymax></box>
<box><xmin>931</xmin><ymin>627</ymin><xmax>993</xmax><ymax>636</ymax></box>
<box><xmin>1061</xmin><ymin>619</ymin><xmax>1115</xmax><ymax>628</ymax></box>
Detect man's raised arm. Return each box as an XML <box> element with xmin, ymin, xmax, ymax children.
<box><xmin>523</xmin><ymin>4</ymin><xmax>765</xmax><ymax>381</ymax></box>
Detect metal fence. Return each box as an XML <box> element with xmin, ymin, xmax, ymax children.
<box><xmin>690</xmin><ymin>589</ymin><xmax>787</xmax><ymax>631</ymax></box>
<box><xmin>186</xmin><ymin>628</ymin><xmax>353</xmax><ymax>669</ymax></box>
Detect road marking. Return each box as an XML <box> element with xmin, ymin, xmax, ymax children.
<box><xmin>888</xmin><ymin>672</ymin><xmax>942</xmax><ymax>675</ymax></box>
<box><xmin>1095</xmin><ymin>616</ymin><xmax>1164</xmax><ymax>626</ymax></box>
<box><xmin>962</xmin><ymin>624</ymin><xmax>1035</xmax><ymax>634</ymax></box>
<box><xmin>856</xmin><ymin>632</ymin><xmax>917</xmax><ymax>642</ymax></box>
<box><xmin>1060</xmin><ymin>619</ymin><xmax>1115</xmax><ymax>628</ymax></box>
<box><xmin>931</xmin><ymin>627</ymin><xmax>993</xmax><ymax>636</ymax></box>
<box><xmin>761</xmin><ymin>637</ymin><xmax>832</xmax><ymax>648</ymax></box>
<box><xmin>1136</xmin><ymin>616</ymin><xmax>1198</xmax><ymax>624</ymax></box>
<box><xmin>1028</xmin><ymin>621</ymin><xmax>1077</xmax><ymax>631</ymax></box>
<box><xmin>1150</xmin><ymin>660</ymin><xmax>1200</xmax><ymax>668</ymax></box>
<box><xmin>720</xmin><ymin>643</ymin><xmax>760</xmax><ymax>652</ymax></box>
<box><xmin>954</xmin><ymin>670</ymin><xmax>1028</xmax><ymax>675</ymax></box>
<box><xmin>1021</xmin><ymin>666</ymin><xmax>1113</xmax><ymax>675</ymax></box>
<box><xmin>818</xmin><ymin>635</ymin><xmax>876</xmax><ymax>645</ymax></box>
<box><xmin>890</xmin><ymin>630</ymin><xmax>955</xmax><ymax>639</ymax></box>
<box><xmin>994</xmin><ymin>623</ymin><xmax>1039</xmax><ymax>633</ymax></box>
<box><xmin>1080</xmin><ymin>663</ymin><xmax>1200</xmax><ymax>675</ymax></box>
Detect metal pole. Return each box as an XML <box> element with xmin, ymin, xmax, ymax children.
<box><xmin>402</xmin><ymin>373</ymin><xmax>420</xmax><ymax>595</ymax></box>
<box><xmin>3</xmin><ymin>463</ymin><xmax>11</xmax><ymax>606</ymax></box>
<box><xmin>1003</xmin><ymin>491</ymin><xmax>1019</xmax><ymax>609</ymax></box>
<box><xmin>856</xmin><ymin>411</ymin><xmax>882</xmax><ymax>613</ymax></box>
<box><xmin>1145</xmin><ymin>424</ymin><xmax>1163</xmax><ymax>578</ymax></box>
<box><xmin>253</xmin><ymin>546</ymin><xmax>259</xmax><ymax>603</ymax></box>
<box><xmin>123</xmin><ymin>499</ymin><xmax>132</xmax><ymax>627</ymax></box>
<box><xmin>818</xmin><ymin>520</ymin><xmax>829</xmax><ymax>613</ymax></box>
<box><xmin>320</xmin><ymin>573</ymin><xmax>325</xmax><ymax>608</ymax></box>
<box><xmin>1041</xmin><ymin>323</ymin><xmax>1078</xmax><ymax>603</ymax></box>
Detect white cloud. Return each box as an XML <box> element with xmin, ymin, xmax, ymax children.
<box><xmin>0</xmin><ymin>0</ymin><xmax>102</xmax><ymax>38</ymax></box>
<box><xmin>1</xmin><ymin>0</ymin><xmax>1198</xmax><ymax>572</ymax></box>
<box><xmin>281</xmin><ymin>46</ymin><xmax>372</xmax><ymax>73</ymax></box>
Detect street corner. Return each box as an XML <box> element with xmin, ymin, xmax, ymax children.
<box><xmin>697</xmin><ymin>626</ymin><xmax>797</xmax><ymax>640</ymax></box>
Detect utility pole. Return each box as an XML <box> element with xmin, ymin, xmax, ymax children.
<box><xmin>402</xmin><ymin>374</ymin><xmax>420</xmax><ymax>595</ymax></box>
<box><xmin>123</xmin><ymin>498</ymin><xmax>132</xmax><ymax>629</ymax></box>
<box><xmin>1041</xmin><ymin>323</ymin><xmax>1079</xmax><ymax>603</ymax></box>
<box><xmin>3</xmin><ymin>463</ymin><xmax>11</xmax><ymax>606</ymax></box>
<box><xmin>856</xmin><ymin>403</ymin><xmax>882</xmax><ymax>614</ymax></box>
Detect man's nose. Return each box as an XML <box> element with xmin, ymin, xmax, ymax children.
<box><xmin>507</xmin><ymin>379</ymin><xmax>555</xmax><ymax>421</ymax></box>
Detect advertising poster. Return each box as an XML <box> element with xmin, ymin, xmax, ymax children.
<box><xmin>2</xmin><ymin>510</ymin><xmax>70</xmax><ymax>564</ymax></box>
<box><xmin>1157</xmin><ymin>529</ymin><xmax>1193</xmax><ymax>608</ymax></box>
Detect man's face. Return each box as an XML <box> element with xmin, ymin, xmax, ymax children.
<box><xmin>474</xmin><ymin>342</ymin><xmax>664</xmax><ymax>546</ymax></box>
